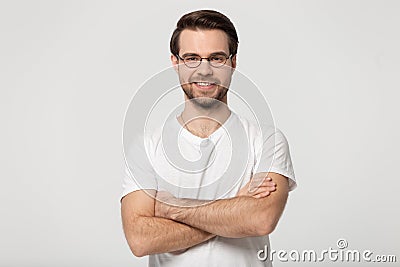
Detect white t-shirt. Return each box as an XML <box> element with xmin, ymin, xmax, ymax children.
<box><xmin>121</xmin><ymin>111</ymin><xmax>297</xmax><ymax>267</ymax></box>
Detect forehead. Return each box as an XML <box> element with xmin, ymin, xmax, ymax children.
<box><xmin>178</xmin><ymin>29</ymin><xmax>230</xmax><ymax>55</ymax></box>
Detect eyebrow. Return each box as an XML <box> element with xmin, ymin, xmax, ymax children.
<box><xmin>181</xmin><ymin>51</ymin><xmax>229</xmax><ymax>57</ymax></box>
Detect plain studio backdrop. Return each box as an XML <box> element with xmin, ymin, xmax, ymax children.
<box><xmin>1</xmin><ymin>1</ymin><xmax>399</xmax><ymax>266</ymax></box>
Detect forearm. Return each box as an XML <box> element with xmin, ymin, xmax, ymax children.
<box><xmin>155</xmin><ymin>173</ymin><xmax>288</xmax><ymax>238</ymax></box>
<box><xmin>126</xmin><ymin>215</ymin><xmax>215</xmax><ymax>256</ymax></box>
<box><xmin>166</xmin><ymin>196</ymin><xmax>267</xmax><ymax>238</ymax></box>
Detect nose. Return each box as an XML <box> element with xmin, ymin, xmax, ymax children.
<box><xmin>196</xmin><ymin>60</ymin><xmax>213</xmax><ymax>76</ymax></box>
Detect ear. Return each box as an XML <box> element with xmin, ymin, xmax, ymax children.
<box><xmin>171</xmin><ymin>54</ymin><xmax>179</xmax><ymax>72</ymax></box>
<box><xmin>230</xmin><ymin>54</ymin><xmax>237</xmax><ymax>72</ymax></box>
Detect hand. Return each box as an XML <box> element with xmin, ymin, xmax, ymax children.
<box><xmin>237</xmin><ymin>173</ymin><xmax>276</xmax><ymax>198</ymax></box>
<box><xmin>155</xmin><ymin>191</ymin><xmax>178</xmax><ymax>219</ymax></box>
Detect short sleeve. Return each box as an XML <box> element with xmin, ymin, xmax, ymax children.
<box><xmin>120</xmin><ymin>134</ymin><xmax>158</xmax><ymax>202</ymax></box>
<box><xmin>254</xmin><ymin>128</ymin><xmax>297</xmax><ymax>191</ymax></box>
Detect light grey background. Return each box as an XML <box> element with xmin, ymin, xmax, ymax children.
<box><xmin>1</xmin><ymin>0</ymin><xmax>399</xmax><ymax>266</ymax></box>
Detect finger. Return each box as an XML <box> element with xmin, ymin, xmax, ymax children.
<box><xmin>264</xmin><ymin>186</ymin><xmax>276</xmax><ymax>192</ymax></box>
<box><xmin>249</xmin><ymin>178</ymin><xmax>271</xmax><ymax>191</ymax></box>
<box><xmin>254</xmin><ymin>191</ymin><xmax>271</xmax><ymax>198</ymax></box>
<box><xmin>249</xmin><ymin>186</ymin><xmax>273</xmax><ymax>196</ymax></box>
<box><xmin>249</xmin><ymin>182</ymin><xmax>276</xmax><ymax>193</ymax></box>
<box><xmin>262</xmin><ymin>180</ymin><xmax>276</xmax><ymax>187</ymax></box>
<box><xmin>248</xmin><ymin>185</ymin><xmax>273</xmax><ymax>194</ymax></box>
<box><xmin>249</xmin><ymin>176</ymin><xmax>270</xmax><ymax>188</ymax></box>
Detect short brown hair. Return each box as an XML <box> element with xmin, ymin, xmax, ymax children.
<box><xmin>170</xmin><ymin>10</ymin><xmax>239</xmax><ymax>56</ymax></box>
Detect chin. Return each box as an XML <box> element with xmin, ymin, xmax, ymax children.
<box><xmin>191</xmin><ymin>98</ymin><xmax>221</xmax><ymax>109</ymax></box>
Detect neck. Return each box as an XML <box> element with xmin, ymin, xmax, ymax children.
<box><xmin>180</xmin><ymin>101</ymin><xmax>231</xmax><ymax>138</ymax></box>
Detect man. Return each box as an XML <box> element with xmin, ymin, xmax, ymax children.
<box><xmin>121</xmin><ymin>10</ymin><xmax>296</xmax><ymax>267</ymax></box>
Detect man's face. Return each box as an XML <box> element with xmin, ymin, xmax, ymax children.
<box><xmin>171</xmin><ymin>29</ymin><xmax>236</xmax><ymax>109</ymax></box>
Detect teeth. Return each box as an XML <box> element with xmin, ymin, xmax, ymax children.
<box><xmin>196</xmin><ymin>82</ymin><xmax>213</xmax><ymax>86</ymax></box>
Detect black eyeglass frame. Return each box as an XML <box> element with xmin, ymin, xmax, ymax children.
<box><xmin>175</xmin><ymin>53</ymin><xmax>233</xmax><ymax>68</ymax></box>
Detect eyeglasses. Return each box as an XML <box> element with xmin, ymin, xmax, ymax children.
<box><xmin>176</xmin><ymin>53</ymin><xmax>232</xmax><ymax>68</ymax></box>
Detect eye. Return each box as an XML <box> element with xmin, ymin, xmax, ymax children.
<box><xmin>210</xmin><ymin>55</ymin><xmax>225</xmax><ymax>63</ymax></box>
<box><xmin>184</xmin><ymin>56</ymin><xmax>200</xmax><ymax>62</ymax></box>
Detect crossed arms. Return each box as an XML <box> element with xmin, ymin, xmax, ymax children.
<box><xmin>121</xmin><ymin>172</ymin><xmax>289</xmax><ymax>257</ymax></box>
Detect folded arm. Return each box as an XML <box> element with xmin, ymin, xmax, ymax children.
<box><xmin>121</xmin><ymin>174</ymin><xmax>279</xmax><ymax>257</ymax></box>
<box><xmin>121</xmin><ymin>190</ymin><xmax>215</xmax><ymax>257</ymax></box>
<box><xmin>155</xmin><ymin>172</ymin><xmax>289</xmax><ymax>238</ymax></box>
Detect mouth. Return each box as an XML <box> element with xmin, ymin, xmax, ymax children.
<box><xmin>192</xmin><ymin>81</ymin><xmax>217</xmax><ymax>90</ymax></box>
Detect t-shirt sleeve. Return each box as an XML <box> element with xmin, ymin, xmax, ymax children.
<box><xmin>120</xmin><ymin>134</ymin><xmax>158</xmax><ymax>202</ymax></box>
<box><xmin>254</xmin><ymin>128</ymin><xmax>297</xmax><ymax>191</ymax></box>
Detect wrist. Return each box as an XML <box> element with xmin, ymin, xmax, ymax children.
<box><xmin>169</xmin><ymin>205</ymin><xmax>184</xmax><ymax>221</ymax></box>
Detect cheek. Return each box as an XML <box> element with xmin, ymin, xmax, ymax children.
<box><xmin>216</xmin><ymin>70</ymin><xmax>233</xmax><ymax>87</ymax></box>
<box><xmin>178</xmin><ymin>67</ymin><xmax>195</xmax><ymax>83</ymax></box>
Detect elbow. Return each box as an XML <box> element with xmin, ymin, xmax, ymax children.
<box><xmin>128</xmin><ymin>237</ymin><xmax>149</xmax><ymax>257</ymax></box>
<box><xmin>254</xmin><ymin>214</ymin><xmax>279</xmax><ymax>236</ymax></box>
<box><xmin>255</xmin><ymin>222</ymin><xmax>276</xmax><ymax>236</ymax></box>
<box><xmin>123</xmin><ymin>216</ymin><xmax>152</xmax><ymax>257</ymax></box>
<box><xmin>131</xmin><ymin>245</ymin><xmax>147</xmax><ymax>258</ymax></box>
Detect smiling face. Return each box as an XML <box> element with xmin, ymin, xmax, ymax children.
<box><xmin>171</xmin><ymin>29</ymin><xmax>237</xmax><ymax>109</ymax></box>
